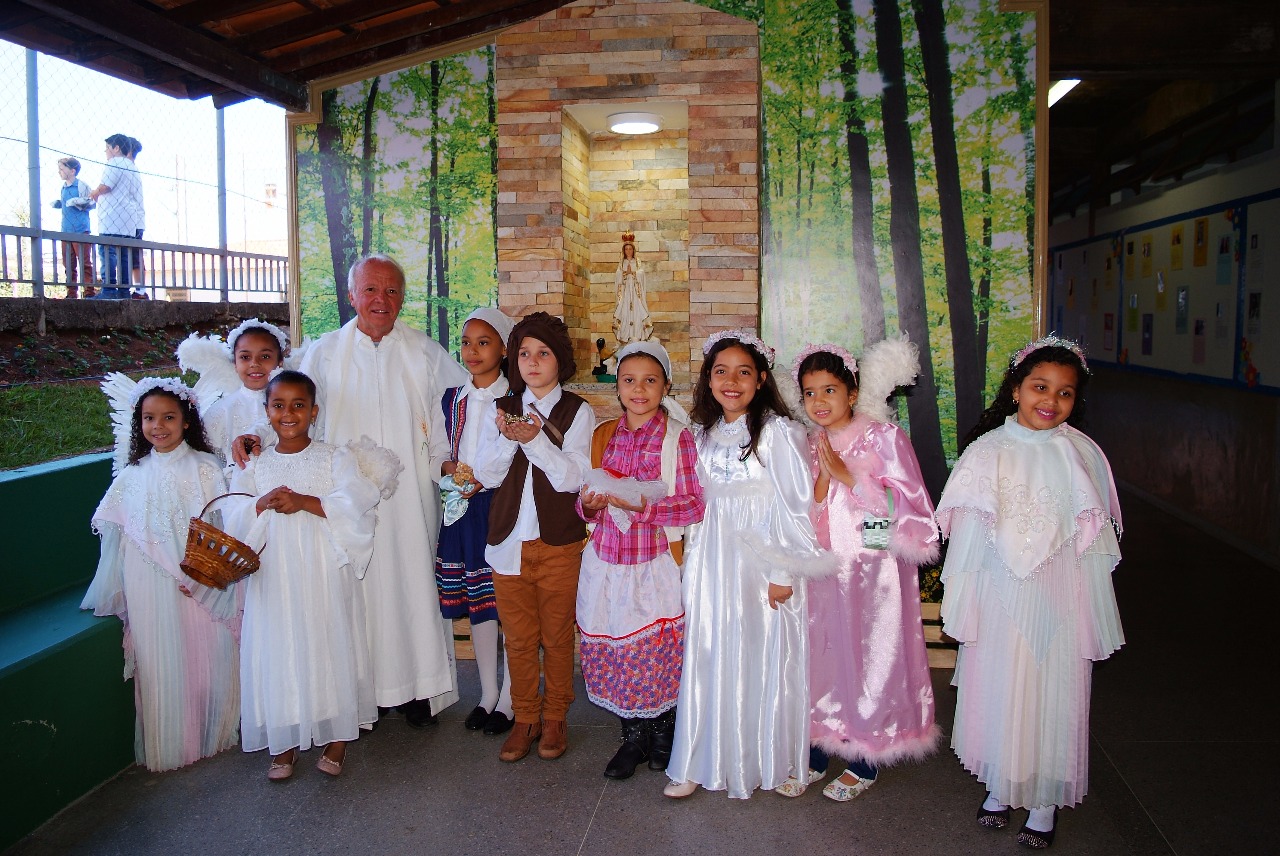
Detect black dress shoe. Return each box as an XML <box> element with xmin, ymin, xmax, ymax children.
<box><xmin>482</xmin><ymin>710</ymin><xmax>514</xmax><ymax>735</ymax></box>
<box><xmin>1016</xmin><ymin>809</ymin><xmax>1057</xmax><ymax>849</ymax></box>
<box><xmin>464</xmin><ymin>706</ymin><xmax>490</xmax><ymax>731</ymax></box>
<box><xmin>977</xmin><ymin>793</ymin><xmax>1010</xmax><ymax>829</ymax></box>
<box><xmin>401</xmin><ymin>699</ymin><xmax>439</xmax><ymax>729</ymax></box>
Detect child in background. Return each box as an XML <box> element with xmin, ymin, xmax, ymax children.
<box><xmin>471</xmin><ymin>312</ymin><xmax>594</xmax><ymax>764</ymax></box>
<box><xmin>937</xmin><ymin>336</ymin><xmax>1124</xmax><ymax>850</ymax></box>
<box><xmin>776</xmin><ymin>340</ymin><xmax>940</xmax><ymax>801</ymax></box>
<box><xmin>177</xmin><ymin>319</ymin><xmax>288</xmax><ymax>465</ymax></box>
<box><xmin>51</xmin><ymin>157</ymin><xmax>95</xmax><ymax>297</ymax></box>
<box><xmin>435</xmin><ymin>308</ymin><xmax>516</xmax><ymax>736</ymax></box>
<box><xmin>663</xmin><ymin>330</ymin><xmax>833</xmax><ymax>800</ymax></box>
<box><xmin>577</xmin><ymin>340</ymin><xmax>704</xmax><ymax>780</ymax></box>
<box><xmin>82</xmin><ymin>377</ymin><xmax>240</xmax><ymax>772</ymax></box>
<box><xmin>225</xmin><ymin>371</ymin><xmax>398</xmax><ymax>780</ymax></box>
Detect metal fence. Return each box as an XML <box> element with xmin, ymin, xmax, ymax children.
<box><xmin>0</xmin><ymin>225</ymin><xmax>287</xmax><ymax>300</ymax></box>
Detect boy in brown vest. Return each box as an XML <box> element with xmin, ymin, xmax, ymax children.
<box><xmin>472</xmin><ymin>312</ymin><xmax>594</xmax><ymax>762</ymax></box>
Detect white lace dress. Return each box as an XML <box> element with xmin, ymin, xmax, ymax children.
<box><xmin>227</xmin><ymin>442</ymin><xmax>381</xmax><ymax>754</ymax></box>
<box><xmin>937</xmin><ymin>416</ymin><xmax>1124</xmax><ymax>809</ymax></box>
<box><xmin>666</xmin><ymin>414</ymin><xmax>834</xmax><ymax>798</ymax></box>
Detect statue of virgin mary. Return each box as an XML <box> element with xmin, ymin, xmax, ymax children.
<box><xmin>613</xmin><ymin>233</ymin><xmax>653</xmax><ymax>344</ymax></box>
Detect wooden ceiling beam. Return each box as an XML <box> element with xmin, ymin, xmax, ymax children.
<box><xmin>232</xmin><ymin>0</ymin><xmax>437</xmax><ymax>55</ymax></box>
<box><xmin>166</xmin><ymin>0</ymin><xmax>283</xmax><ymax>28</ymax></box>
<box><xmin>17</xmin><ymin>0</ymin><xmax>310</xmax><ymax>109</ymax></box>
<box><xmin>280</xmin><ymin>0</ymin><xmax>573</xmax><ymax>78</ymax></box>
<box><xmin>1050</xmin><ymin>0</ymin><xmax>1280</xmax><ymax>79</ymax></box>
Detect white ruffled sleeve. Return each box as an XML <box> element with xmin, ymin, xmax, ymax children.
<box><xmin>938</xmin><ymin>508</ymin><xmax>988</xmax><ymax>645</ymax></box>
<box><xmin>757</xmin><ymin>417</ymin><xmax>837</xmax><ymax>587</ymax></box>
<box><xmin>1078</xmin><ymin>521</ymin><xmax>1125</xmax><ymax>661</ymax></box>
<box><xmin>322</xmin><ymin>443</ymin><xmax>393</xmax><ymax>579</ymax></box>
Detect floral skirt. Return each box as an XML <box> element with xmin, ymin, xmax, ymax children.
<box><xmin>576</xmin><ymin>543</ymin><xmax>683</xmax><ymax>718</ymax></box>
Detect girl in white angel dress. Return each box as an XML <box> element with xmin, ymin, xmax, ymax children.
<box><xmin>177</xmin><ymin>318</ymin><xmax>307</xmax><ymax>466</ymax></box>
<box><xmin>82</xmin><ymin>376</ymin><xmax>240</xmax><ymax>772</ymax></box>
<box><xmin>223</xmin><ymin>370</ymin><xmax>401</xmax><ymax>781</ymax></box>
<box><xmin>662</xmin><ymin>330</ymin><xmax>834</xmax><ymax>800</ymax></box>
<box><xmin>937</xmin><ymin>336</ymin><xmax>1124</xmax><ymax>850</ymax></box>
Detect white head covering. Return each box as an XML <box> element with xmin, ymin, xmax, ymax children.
<box><xmin>615</xmin><ymin>339</ymin><xmax>671</xmax><ymax>381</ymax></box>
<box><xmin>462</xmin><ymin>307</ymin><xmax>515</xmax><ymax>348</ymax></box>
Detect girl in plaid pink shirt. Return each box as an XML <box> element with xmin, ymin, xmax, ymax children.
<box><xmin>577</xmin><ymin>340</ymin><xmax>704</xmax><ymax>781</ymax></box>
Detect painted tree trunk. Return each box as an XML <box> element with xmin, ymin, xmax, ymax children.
<box><xmin>317</xmin><ymin>89</ymin><xmax>355</xmax><ymax>325</ymax></box>
<box><xmin>873</xmin><ymin>0</ymin><xmax>948</xmax><ymax>498</ymax></box>
<box><xmin>912</xmin><ymin>0</ymin><xmax>982</xmax><ymax>438</ymax></box>
<box><xmin>429</xmin><ymin>60</ymin><xmax>448</xmax><ymax>345</ymax></box>
<box><xmin>835</xmin><ymin>0</ymin><xmax>885</xmax><ymax>344</ymax></box>
<box><xmin>359</xmin><ymin>76</ymin><xmax>380</xmax><ymax>258</ymax></box>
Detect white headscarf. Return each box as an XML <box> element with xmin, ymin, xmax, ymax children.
<box><xmin>462</xmin><ymin>307</ymin><xmax>515</xmax><ymax>348</ymax></box>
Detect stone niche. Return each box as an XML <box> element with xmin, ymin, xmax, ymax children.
<box><xmin>495</xmin><ymin>0</ymin><xmax>761</xmax><ymax>386</ymax></box>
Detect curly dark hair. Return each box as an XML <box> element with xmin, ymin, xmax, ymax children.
<box><xmin>959</xmin><ymin>345</ymin><xmax>1089</xmax><ymax>452</ymax></box>
<box><xmin>692</xmin><ymin>337</ymin><xmax>793</xmax><ymax>462</ymax></box>
<box><xmin>796</xmin><ymin>349</ymin><xmax>859</xmax><ymax>415</ymax></box>
<box><xmin>127</xmin><ymin>389</ymin><xmax>216</xmax><ymax>465</ymax></box>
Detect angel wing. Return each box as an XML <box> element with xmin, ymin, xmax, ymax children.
<box><xmin>176</xmin><ymin>332</ymin><xmax>240</xmax><ymax>413</ymax></box>
<box><xmin>854</xmin><ymin>335</ymin><xmax>921</xmax><ymax>423</ymax></box>
<box><xmin>100</xmin><ymin>371</ymin><xmax>137</xmax><ymax>476</ymax></box>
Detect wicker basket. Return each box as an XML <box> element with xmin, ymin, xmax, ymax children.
<box><xmin>180</xmin><ymin>492</ymin><xmax>261</xmax><ymax>590</ymax></box>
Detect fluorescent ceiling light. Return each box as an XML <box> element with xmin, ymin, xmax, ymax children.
<box><xmin>1048</xmin><ymin>79</ymin><xmax>1081</xmax><ymax>107</ymax></box>
<box><xmin>608</xmin><ymin>112</ymin><xmax>662</xmax><ymax>134</ymax></box>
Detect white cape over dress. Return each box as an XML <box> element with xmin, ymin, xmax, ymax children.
<box><xmin>936</xmin><ymin>416</ymin><xmax>1124</xmax><ymax>809</ymax></box>
<box><xmin>301</xmin><ymin>318</ymin><xmax>468</xmax><ymax>710</ymax></box>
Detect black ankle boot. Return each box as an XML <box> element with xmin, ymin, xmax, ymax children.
<box><xmin>603</xmin><ymin>717</ymin><xmax>650</xmax><ymax>779</ymax></box>
<box><xmin>648</xmin><ymin>708</ymin><xmax>677</xmax><ymax>771</ymax></box>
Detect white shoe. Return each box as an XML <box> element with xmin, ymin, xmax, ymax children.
<box><xmin>774</xmin><ymin>768</ymin><xmax>824</xmax><ymax>798</ymax></box>
<box><xmin>822</xmin><ymin>772</ymin><xmax>875</xmax><ymax>802</ymax></box>
<box><xmin>663</xmin><ymin>780</ymin><xmax>698</xmax><ymax>798</ymax></box>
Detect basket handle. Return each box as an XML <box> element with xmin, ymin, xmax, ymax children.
<box><xmin>197</xmin><ymin>492</ymin><xmax>256</xmax><ymax>520</ymax></box>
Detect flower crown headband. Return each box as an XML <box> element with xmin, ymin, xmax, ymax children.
<box><xmin>791</xmin><ymin>343</ymin><xmax>858</xmax><ymax>382</ymax></box>
<box><xmin>1011</xmin><ymin>333</ymin><xmax>1089</xmax><ymax>374</ymax></box>
<box><xmin>702</xmin><ymin>328</ymin><xmax>776</xmax><ymax>369</ymax></box>
<box><xmin>129</xmin><ymin>377</ymin><xmax>197</xmax><ymax>409</ymax></box>
<box><xmin>225</xmin><ymin>318</ymin><xmax>289</xmax><ymax>356</ymax></box>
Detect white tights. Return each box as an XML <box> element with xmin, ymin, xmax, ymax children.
<box><xmin>470</xmin><ymin>619</ymin><xmax>512</xmax><ymax>716</ymax></box>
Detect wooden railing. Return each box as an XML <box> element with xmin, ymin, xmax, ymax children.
<box><xmin>0</xmin><ymin>225</ymin><xmax>287</xmax><ymax>300</ymax></box>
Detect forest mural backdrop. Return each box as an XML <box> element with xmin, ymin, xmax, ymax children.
<box><xmin>294</xmin><ymin>0</ymin><xmax>1036</xmax><ymax>481</ymax></box>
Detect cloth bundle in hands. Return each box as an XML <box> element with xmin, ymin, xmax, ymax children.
<box><xmin>582</xmin><ymin>468</ymin><xmax>669</xmax><ymax>532</ymax></box>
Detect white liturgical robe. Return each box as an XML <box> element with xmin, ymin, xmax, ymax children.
<box><xmin>301</xmin><ymin>318</ymin><xmax>469</xmax><ymax>710</ymax></box>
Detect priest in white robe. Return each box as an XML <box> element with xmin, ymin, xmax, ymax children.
<box><xmin>299</xmin><ymin>253</ymin><xmax>469</xmax><ymax>724</ymax></box>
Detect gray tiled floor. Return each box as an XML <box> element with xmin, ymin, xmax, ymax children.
<box><xmin>9</xmin><ymin>493</ymin><xmax>1273</xmax><ymax>855</ymax></box>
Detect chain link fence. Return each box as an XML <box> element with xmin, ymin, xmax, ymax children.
<box><xmin>0</xmin><ymin>42</ymin><xmax>288</xmax><ymax>301</ymax></box>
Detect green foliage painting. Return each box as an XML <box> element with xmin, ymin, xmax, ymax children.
<box><xmin>293</xmin><ymin>0</ymin><xmax>1036</xmax><ymax>489</ymax></box>
<box><xmin>295</xmin><ymin>47</ymin><xmax>500</xmax><ymax>353</ymax></box>
<box><xmin>697</xmin><ymin>0</ymin><xmax>1036</xmax><ymax>489</ymax></box>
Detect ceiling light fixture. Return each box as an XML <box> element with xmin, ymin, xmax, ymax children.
<box><xmin>608</xmin><ymin>112</ymin><xmax>663</xmax><ymax>134</ymax></box>
<box><xmin>1047</xmin><ymin>79</ymin><xmax>1081</xmax><ymax>107</ymax></box>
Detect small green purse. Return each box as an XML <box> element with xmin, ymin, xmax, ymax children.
<box><xmin>861</xmin><ymin>487</ymin><xmax>895</xmax><ymax>550</ymax></box>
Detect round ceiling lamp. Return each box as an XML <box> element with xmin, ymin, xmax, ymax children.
<box><xmin>608</xmin><ymin>112</ymin><xmax>663</xmax><ymax>135</ymax></box>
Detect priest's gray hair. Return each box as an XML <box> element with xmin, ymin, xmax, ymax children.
<box><xmin>347</xmin><ymin>253</ymin><xmax>407</xmax><ymax>295</ymax></box>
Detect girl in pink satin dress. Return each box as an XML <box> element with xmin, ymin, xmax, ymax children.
<box><xmin>777</xmin><ymin>339</ymin><xmax>941</xmax><ymax>801</ymax></box>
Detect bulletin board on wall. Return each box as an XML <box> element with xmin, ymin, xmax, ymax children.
<box><xmin>1048</xmin><ymin>188</ymin><xmax>1280</xmax><ymax>392</ymax></box>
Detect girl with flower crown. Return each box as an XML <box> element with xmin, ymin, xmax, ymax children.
<box><xmin>937</xmin><ymin>336</ymin><xmax>1124</xmax><ymax>850</ymax></box>
<box><xmin>775</xmin><ymin>338</ymin><xmax>941</xmax><ymax>802</ymax></box>
<box><xmin>177</xmin><ymin>318</ymin><xmax>299</xmax><ymax>466</ymax></box>
<box><xmin>82</xmin><ymin>375</ymin><xmax>241</xmax><ymax>772</ymax></box>
<box><xmin>663</xmin><ymin>330</ymin><xmax>834</xmax><ymax>800</ymax></box>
